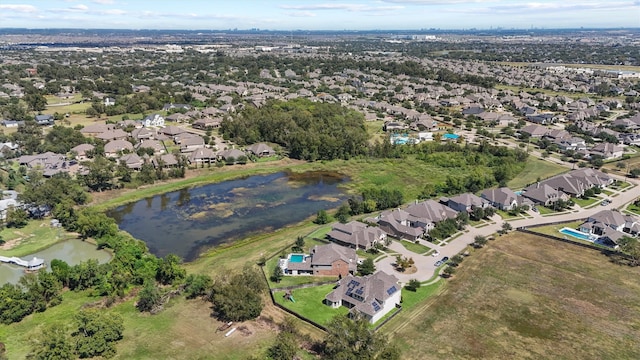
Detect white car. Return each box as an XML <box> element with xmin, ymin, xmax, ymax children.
<box><xmin>431</xmin><ymin>251</ymin><xmax>440</xmax><ymax>257</ymax></box>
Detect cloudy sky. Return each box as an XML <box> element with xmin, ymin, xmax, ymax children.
<box><xmin>1</xmin><ymin>0</ymin><xmax>638</xmax><ymax>30</ymax></box>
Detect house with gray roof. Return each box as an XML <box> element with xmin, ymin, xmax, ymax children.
<box><xmin>481</xmin><ymin>187</ymin><xmax>532</xmax><ymax>211</ymax></box>
<box><xmin>325</xmin><ymin>271</ymin><xmax>401</xmax><ymax>324</ymax></box>
<box><xmin>217</xmin><ymin>148</ymin><xmax>245</xmax><ymax>163</ymax></box>
<box><xmin>377</xmin><ymin>208</ymin><xmax>424</xmax><ymax>241</ymax></box>
<box><xmin>447</xmin><ymin>193</ymin><xmax>489</xmax><ymax>213</ymax></box>
<box><xmin>246</xmin><ymin>143</ymin><xmax>275</xmax><ymax>157</ymax></box>
<box><xmin>188</xmin><ymin>147</ymin><xmax>216</xmax><ymax>165</ymax></box>
<box><xmin>521</xmin><ymin>183</ymin><xmax>570</xmax><ymax>206</ymax></box>
<box><xmin>590</xmin><ymin>143</ymin><xmax>623</xmax><ymax>160</ymax></box>
<box><xmin>104</xmin><ymin>140</ymin><xmax>134</xmax><ymax>158</ymax></box>
<box><xmin>281</xmin><ymin>243</ymin><xmax>357</xmax><ymax>277</ymax></box>
<box><xmin>70</xmin><ymin>144</ymin><xmax>95</xmax><ymax>161</ymax></box>
<box><xmin>119</xmin><ymin>153</ymin><xmax>144</xmax><ymax>170</ymax></box>
<box><xmin>327</xmin><ymin>221</ymin><xmax>387</xmax><ymax>250</ymax></box>
<box><xmin>405</xmin><ymin>199</ymin><xmax>458</xmax><ymax>232</ymax></box>
<box><xmin>579</xmin><ymin>210</ymin><xmax>640</xmax><ymax>246</ymax></box>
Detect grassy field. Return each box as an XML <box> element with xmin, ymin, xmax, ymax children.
<box><xmin>527</xmin><ymin>220</ymin><xmax>584</xmax><ymax>237</ymax></box>
<box><xmin>0</xmin><ymin>219</ymin><xmax>77</xmax><ymax>257</ymax></box>
<box><xmin>273</xmin><ymin>284</ymin><xmax>349</xmax><ymax>326</ymax></box>
<box><xmin>396</xmin><ymin>239</ymin><xmax>431</xmax><ymax>255</ymax></box>
<box><xmin>506</xmin><ymin>157</ymin><xmax>568</xmax><ymax>190</ymax></box>
<box><xmin>387</xmin><ymin>232</ymin><xmax>640</xmax><ymax>359</ymax></box>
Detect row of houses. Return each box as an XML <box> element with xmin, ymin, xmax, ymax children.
<box><xmin>520</xmin><ymin>124</ymin><xmax>624</xmax><ymax>159</ymax></box>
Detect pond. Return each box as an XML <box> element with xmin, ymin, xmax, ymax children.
<box><xmin>0</xmin><ymin>240</ymin><xmax>112</xmax><ymax>284</ymax></box>
<box><xmin>107</xmin><ymin>171</ymin><xmax>348</xmax><ymax>261</ymax></box>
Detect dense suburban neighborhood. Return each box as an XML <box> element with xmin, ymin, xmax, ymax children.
<box><xmin>1</xmin><ymin>27</ymin><xmax>640</xmax><ymax>359</ymax></box>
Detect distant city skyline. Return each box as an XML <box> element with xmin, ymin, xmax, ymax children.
<box><xmin>1</xmin><ymin>1</ymin><xmax>638</xmax><ymax>30</ymax></box>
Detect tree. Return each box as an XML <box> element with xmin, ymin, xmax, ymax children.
<box><xmin>292</xmin><ymin>236</ymin><xmax>304</xmax><ymax>252</ymax></box>
<box><xmin>156</xmin><ymin>254</ymin><xmax>186</xmax><ymax>285</ymax></box>
<box><xmin>136</xmin><ymin>282</ymin><xmax>162</xmax><ymax>312</ymax></box>
<box><xmin>25</xmin><ymin>93</ymin><xmax>47</xmax><ymax>111</ymax></box>
<box><xmin>500</xmin><ymin>221</ymin><xmax>513</xmax><ymax>234</ymax></box>
<box><xmin>5</xmin><ymin>206</ymin><xmax>28</xmax><ymax>228</ymax></box>
<box><xmin>473</xmin><ymin>235</ymin><xmax>488</xmax><ymax>248</ymax></box>
<box><xmin>405</xmin><ymin>279</ymin><xmax>421</xmax><ymax>292</ymax></box>
<box><xmin>619</xmin><ymin>236</ymin><xmax>640</xmax><ymax>266</ymax></box>
<box><xmin>75</xmin><ymin>208</ymin><xmax>118</xmax><ymax>240</ymax></box>
<box><xmin>335</xmin><ymin>203</ymin><xmax>351</xmax><ymax>223</ymax></box>
<box><xmin>314</xmin><ymin>209</ymin><xmax>329</xmax><ymax>224</ymax></box>
<box><xmin>323</xmin><ymin>315</ymin><xmax>401</xmax><ymax>360</ymax></box>
<box><xmin>442</xmin><ymin>266</ymin><xmax>456</xmax><ymax>278</ymax></box>
<box><xmin>184</xmin><ymin>274</ymin><xmax>213</xmax><ymax>299</ymax></box>
<box><xmin>267</xmin><ymin>319</ymin><xmax>299</xmax><ymax>360</ymax></box>
<box><xmin>450</xmin><ymin>255</ymin><xmax>464</xmax><ymax>267</ymax></box>
<box><xmin>212</xmin><ymin>266</ymin><xmax>265</xmax><ymax>322</ymax></box>
<box><xmin>27</xmin><ymin>324</ymin><xmax>74</xmax><ymax>360</ymax></box>
<box><xmin>271</xmin><ymin>265</ymin><xmax>284</xmax><ymax>283</ymax></box>
<box><xmin>73</xmin><ymin>310</ymin><xmax>123</xmax><ymax>359</ymax></box>
<box><xmin>357</xmin><ymin>258</ymin><xmax>375</xmax><ymax>276</ymax></box>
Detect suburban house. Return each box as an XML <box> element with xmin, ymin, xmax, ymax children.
<box><xmin>104</xmin><ymin>140</ymin><xmax>134</xmax><ymax>158</ymax></box>
<box><xmin>96</xmin><ymin>129</ymin><xmax>129</xmax><ymax>141</ymax></box>
<box><xmin>192</xmin><ymin>118</ymin><xmax>221</xmax><ymax>130</ymax></box>
<box><xmin>34</xmin><ymin>114</ymin><xmax>54</xmax><ymax>126</ymax></box>
<box><xmin>540</xmin><ymin>168</ymin><xmax>613</xmax><ymax>197</ymax></box>
<box><xmin>119</xmin><ymin>153</ymin><xmax>144</xmax><ymax>170</ymax></box>
<box><xmin>481</xmin><ymin>187</ymin><xmax>531</xmax><ymax>211</ymax></box>
<box><xmin>188</xmin><ymin>147</ymin><xmax>217</xmax><ymax>165</ymax></box>
<box><xmin>162</xmin><ymin>103</ymin><xmax>192</xmax><ymax>111</ymax></box>
<box><xmin>579</xmin><ymin>209</ymin><xmax>640</xmax><ymax>246</ymax></box>
<box><xmin>325</xmin><ymin>271</ymin><xmax>401</xmax><ymax>324</ymax></box>
<box><xmin>377</xmin><ymin>208</ymin><xmax>424</xmax><ymax>241</ymax></box>
<box><xmin>521</xmin><ymin>183</ymin><xmax>570</xmax><ymax>206</ymax></box>
<box><xmin>327</xmin><ymin>221</ymin><xmax>387</xmax><ymax>250</ymax></box>
<box><xmin>446</xmin><ymin>193</ymin><xmax>489</xmax><ymax>213</ymax></box>
<box><xmin>519</xmin><ymin>124</ymin><xmax>548</xmax><ymax>138</ymax></box>
<box><xmin>159</xmin><ymin>125</ymin><xmax>185</xmax><ymax>137</ymax></box>
<box><xmin>246</xmin><ymin>143</ymin><xmax>276</xmax><ymax>157</ymax></box>
<box><xmin>405</xmin><ymin>199</ymin><xmax>458</xmax><ymax>230</ymax></box>
<box><xmin>0</xmin><ymin>198</ymin><xmax>19</xmax><ymax>220</ymax></box>
<box><xmin>217</xmin><ymin>148</ymin><xmax>245</xmax><ymax>162</ymax></box>
<box><xmin>151</xmin><ymin>154</ymin><xmax>180</xmax><ymax>168</ymax></box>
<box><xmin>281</xmin><ymin>243</ymin><xmax>357</xmax><ymax>277</ymax></box>
<box><xmin>179</xmin><ymin>136</ymin><xmax>205</xmax><ymax>153</ymax></box>
<box><xmin>70</xmin><ymin>143</ymin><xmax>95</xmax><ymax>161</ymax></box>
<box><xmin>104</xmin><ymin>97</ymin><xmax>115</xmax><ymax>106</ymax></box>
<box><xmin>590</xmin><ymin>143</ymin><xmax>624</xmax><ymax>160</ymax></box>
<box><xmin>143</xmin><ymin>114</ymin><xmax>165</xmax><ymax>127</ymax></box>
<box><xmin>137</xmin><ymin>139</ymin><xmax>165</xmax><ymax>154</ymax></box>
<box><xmin>80</xmin><ymin>123</ymin><xmax>115</xmax><ymax>136</ymax></box>
<box><xmin>16</xmin><ymin>152</ymin><xmax>79</xmax><ymax>177</ymax></box>
<box><xmin>131</xmin><ymin>128</ymin><xmax>155</xmax><ymax>141</ymax></box>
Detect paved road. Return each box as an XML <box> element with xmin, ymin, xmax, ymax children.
<box><xmin>376</xmin><ymin>173</ymin><xmax>640</xmax><ymax>284</ymax></box>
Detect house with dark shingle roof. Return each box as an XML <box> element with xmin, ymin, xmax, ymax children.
<box><xmin>521</xmin><ymin>183</ymin><xmax>569</xmax><ymax>206</ymax></box>
<box><xmin>377</xmin><ymin>208</ymin><xmax>424</xmax><ymax>241</ymax></box>
<box><xmin>447</xmin><ymin>193</ymin><xmax>489</xmax><ymax>213</ymax></box>
<box><xmin>325</xmin><ymin>271</ymin><xmax>401</xmax><ymax>324</ymax></box>
<box><xmin>246</xmin><ymin>143</ymin><xmax>275</xmax><ymax>157</ymax></box>
<box><xmin>327</xmin><ymin>221</ymin><xmax>387</xmax><ymax>250</ymax></box>
<box><xmin>481</xmin><ymin>187</ymin><xmax>532</xmax><ymax>211</ymax></box>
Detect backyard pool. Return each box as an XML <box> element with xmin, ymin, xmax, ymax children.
<box><xmin>559</xmin><ymin>227</ymin><xmax>594</xmax><ymax>241</ymax></box>
<box><xmin>443</xmin><ymin>133</ymin><xmax>460</xmax><ymax>140</ymax></box>
<box><xmin>289</xmin><ymin>254</ymin><xmax>305</xmax><ymax>263</ymax></box>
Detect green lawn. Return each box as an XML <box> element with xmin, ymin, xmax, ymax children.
<box><xmin>0</xmin><ymin>219</ymin><xmax>77</xmax><ymax>257</ymax></box>
<box><xmin>573</xmin><ymin>197</ymin><xmax>600</xmax><ymax>208</ymax></box>
<box><xmin>507</xmin><ymin>157</ymin><xmax>568</xmax><ymax>190</ymax></box>
<box><xmin>396</xmin><ymin>239</ymin><xmax>431</xmax><ymax>255</ymax></box>
<box><xmin>274</xmin><ymin>284</ymin><xmax>348</xmax><ymax>326</ymax></box>
<box><xmin>526</xmin><ymin>220</ymin><xmax>584</xmax><ymax>238</ymax></box>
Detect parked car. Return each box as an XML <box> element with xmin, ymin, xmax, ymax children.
<box><xmin>431</xmin><ymin>251</ymin><xmax>440</xmax><ymax>257</ymax></box>
<box><xmin>441</xmin><ymin>256</ymin><xmax>449</xmax><ymax>263</ymax></box>
<box><xmin>434</xmin><ymin>260</ymin><xmax>443</xmax><ymax>267</ymax></box>
<box><xmin>601</xmin><ymin>200</ymin><xmax>610</xmax><ymax>206</ymax></box>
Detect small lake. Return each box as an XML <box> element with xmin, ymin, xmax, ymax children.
<box><xmin>107</xmin><ymin>171</ymin><xmax>348</xmax><ymax>261</ymax></box>
<box><xmin>0</xmin><ymin>240</ymin><xmax>112</xmax><ymax>284</ymax></box>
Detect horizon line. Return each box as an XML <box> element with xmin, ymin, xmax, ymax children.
<box><xmin>1</xmin><ymin>27</ymin><xmax>639</xmax><ymax>32</ymax></box>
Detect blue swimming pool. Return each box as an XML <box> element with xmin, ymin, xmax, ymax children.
<box><xmin>289</xmin><ymin>254</ymin><xmax>305</xmax><ymax>263</ymax></box>
<box><xmin>443</xmin><ymin>133</ymin><xmax>459</xmax><ymax>140</ymax></box>
<box><xmin>559</xmin><ymin>228</ymin><xmax>593</xmax><ymax>241</ymax></box>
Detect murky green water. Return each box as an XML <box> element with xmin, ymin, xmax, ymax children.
<box><xmin>107</xmin><ymin>171</ymin><xmax>347</xmax><ymax>261</ymax></box>
<box><xmin>0</xmin><ymin>240</ymin><xmax>112</xmax><ymax>284</ymax></box>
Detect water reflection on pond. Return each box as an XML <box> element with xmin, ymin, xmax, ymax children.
<box><xmin>107</xmin><ymin>171</ymin><xmax>347</xmax><ymax>261</ymax></box>
<box><xmin>0</xmin><ymin>240</ymin><xmax>112</xmax><ymax>284</ymax></box>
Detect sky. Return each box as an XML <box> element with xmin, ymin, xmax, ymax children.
<box><xmin>0</xmin><ymin>0</ymin><xmax>638</xmax><ymax>30</ymax></box>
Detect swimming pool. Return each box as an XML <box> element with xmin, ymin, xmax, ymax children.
<box><xmin>559</xmin><ymin>228</ymin><xmax>593</xmax><ymax>241</ymax></box>
<box><xmin>289</xmin><ymin>254</ymin><xmax>305</xmax><ymax>263</ymax></box>
<box><xmin>443</xmin><ymin>133</ymin><xmax>459</xmax><ymax>140</ymax></box>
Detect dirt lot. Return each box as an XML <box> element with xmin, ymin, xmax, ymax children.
<box><xmin>390</xmin><ymin>232</ymin><xmax>640</xmax><ymax>359</ymax></box>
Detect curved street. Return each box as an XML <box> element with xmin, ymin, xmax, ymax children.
<box><xmin>376</xmin><ymin>173</ymin><xmax>640</xmax><ymax>283</ymax></box>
